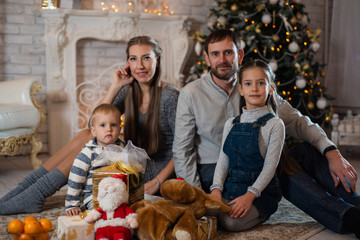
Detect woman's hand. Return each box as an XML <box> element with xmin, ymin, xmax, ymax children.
<box><xmin>210</xmin><ymin>188</ymin><xmax>222</xmax><ymax>201</ymax></box>
<box><xmin>101</xmin><ymin>63</ymin><xmax>134</xmax><ymax>105</ymax></box>
<box><xmin>113</xmin><ymin>62</ymin><xmax>134</xmax><ymax>88</ymax></box>
<box><xmin>228</xmin><ymin>191</ymin><xmax>256</xmax><ymax>218</ymax></box>
<box><xmin>144</xmin><ymin>178</ymin><xmax>160</xmax><ymax>195</ymax></box>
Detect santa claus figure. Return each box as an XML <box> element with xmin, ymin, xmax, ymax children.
<box><xmin>85</xmin><ymin>175</ymin><xmax>138</xmax><ymax>240</ymax></box>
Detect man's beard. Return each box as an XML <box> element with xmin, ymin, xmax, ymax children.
<box><xmin>211</xmin><ymin>62</ymin><xmax>238</xmax><ymax>81</ymax></box>
<box><xmin>98</xmin><ymin>185</ymin><xmax>127</xmax><ymax>212</ymax></box>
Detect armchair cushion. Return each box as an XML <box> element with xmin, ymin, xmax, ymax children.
<box><xmin>0</xmin><ymin>104</ymin><xmax>40</xmax><ymax>131</ymax></box>
<box><xmin>0</xmin><ymin>77</ymin><xmax>45</xmax><ymax>169</ymax></box>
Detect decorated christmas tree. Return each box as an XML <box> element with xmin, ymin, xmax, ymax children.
<box><xmin>190</xmin><ymin>0</ymin><xmax>334</xmax><ymax>124</ymax></box>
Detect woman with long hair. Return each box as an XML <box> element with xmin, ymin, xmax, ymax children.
<box><xmin>0</xmin><ymin>36</ymin><xmax>178</xmax><ymax>215</ymax></box>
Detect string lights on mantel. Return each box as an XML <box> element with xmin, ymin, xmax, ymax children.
<box><xmin>101</xmin><ymin>0</ymin><xmax>174</xmax><ymax>16</ymax></box>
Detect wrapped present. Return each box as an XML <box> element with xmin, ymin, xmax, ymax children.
<box><xmin>197</xmin><ymin>216</ymin><xmax>217</xmax><ymax>240</ymax></box>
<box><xmin>58</xmin><ymin>215</ymin><xmax>94</xmax><ymax>240</ymax></box>
<box><xmin>92</xmin><ymin>140</ymin><xmax>148</xmax><ymax>209</ymax></box>
<box><xmin>92</xmin><ymin>163</ymin><xmax>144</xmax><ymax>209</ymax></box>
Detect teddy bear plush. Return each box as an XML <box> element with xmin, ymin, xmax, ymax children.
<box><xmin>131</xmin><ymin>178</ymin><xmax>231</xmax><ymax>240</ymax></box>
<box><xmin>85</xmin><ymin>175</ymin><xmax>138</xmax><ymax>240</ymax></box>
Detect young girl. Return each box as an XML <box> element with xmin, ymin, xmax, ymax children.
<box><xmin>210</xmin><ymin>59</ymin><xmax>285</xmax><ymax>231</ymax></box>
<box><xmin>0</xmin><ymin>36</ymin><xmax>178</xmax><ymax>214</ymax></box>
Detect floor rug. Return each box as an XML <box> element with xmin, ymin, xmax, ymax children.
<box><xmin>0</xmin><ymin>187</ymin><xmax>324</xmax><ymax>240</ymax></box>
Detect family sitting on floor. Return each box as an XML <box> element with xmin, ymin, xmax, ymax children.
<box><xmin>1</xmin><ymin>30</ymin><xmax>360</xmax><ymax>238</ymax></box>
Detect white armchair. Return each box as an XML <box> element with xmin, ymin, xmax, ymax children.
<box><xmin>0</xmin><ymin>78</ymin><xmax>45</xmax><ymax>169</ymax></box>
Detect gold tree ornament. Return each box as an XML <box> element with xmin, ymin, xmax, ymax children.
<box><xmin>320</xmin><ymin>70</ymin><xmax>327</xmax><ymax>77</ymax></box>
<box><xmin>307</xmin><ymin>101</ymin><xmax>315</xmax><ymax>110</ymax></box>
<box><xmin>272</xmin><ymin>34</ymin><xmax>280</xmax><ymax>42</ymax></box>
<box><xmin>290</xmin><ymin>17</ymin><xmax>297</xmax><ymax>25</ymax></box>
<box><xmin>230</xmin><ymin>3</ymin><xmax>238</xmax><ymax>12</ymax></box>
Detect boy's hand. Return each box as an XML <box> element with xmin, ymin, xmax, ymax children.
<box><xmin>66</xmin><ymin>207</ymin><xmax>81</xmax><ymax>216</ymax></box>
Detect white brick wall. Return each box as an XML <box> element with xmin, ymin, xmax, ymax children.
<box><xmin>0</xmin><ymin>0</ymin><xmax>328</xmax><ymax>154</ymax></box>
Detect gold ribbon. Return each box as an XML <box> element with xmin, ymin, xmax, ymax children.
<box><xmin>110</xmin><ymin>161</ymin><xmax>140</xmax><ymax>186</ymax></box>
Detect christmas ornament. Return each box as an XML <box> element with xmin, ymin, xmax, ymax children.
<box><xmin>320</xmin><ymin>70</ymin><xmax>326</xmax><ymax>77</ymax></box>
<box><xmin>310</xmin><ymin>42</ymin><xmax>320</xmax><ymax>52</ymax></box>
<box><xmin>295</xmin><ymin>77</ymin><xmax>306</xmax><ymax>89</ymax></box>
<box><xmin>296</xmin><ymin>12</ymin><xmax>302</xmax><ymax>20</ymax></box>
<box><xmin>307</xmin><ymin>101</ymin><xmax>315</xmax><ymax>110</ymax></box>
<box><xmin>269</xmin><ymin>59</ymin><xmax>278</xmax><ymax>71</ymax></box>
<box><xmin>301</xmin><ymin>15</ymin><xmax>308</xmax><ymax>25</ymax></box>
<box><xmin>272</xmin><ymin>34</ymin><xmax>280</xmax><ymax>42</ymax></box>
<box><xmin>290</xmin><ymin>17</ymin><xmax>297</xmax><ymax>25</ymax></box>
<box><xmin>240</xmin><ymin>39</ymin><xmax>246</xmax><ymax>49</ymax></box>
<box><xmin>269</xmin><ymin>0</ymin><xmax>278</xmax><ymax>4</ymax></box>
<box><xmin>194</xmin><ymin>41</ymin><xmax>202</xmax><ymax>56</ymax></box>
<box><xmin>316</xmin><ymin>97</ymin><xmax>327</xmax><ymax>110</ymax></box>
<box><xmin>288</xmin><ymin>41</ymin><xmax>299</xmax><ymax>53</ymax></box>
<box><xmin>262</xmin><ymin>13</ymin><xmax>272</xmax><ymax>24</ymax></box>
<box><xmin>230</xmin><ymin>3</ymin><xmax>238</xmax><ymax>12</ymax></box>
<box><xmin>255</xmin><ymin>24</ymin><xmax>262</xmax><ymax>33</ymax></box>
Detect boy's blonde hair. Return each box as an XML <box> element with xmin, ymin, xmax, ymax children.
<box><xmin>89</xmin><ymin>104</ymin><xmax>121</xmax><ymax>127</ymax></box>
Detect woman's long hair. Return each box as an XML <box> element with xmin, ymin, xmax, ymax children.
<box><xmin>238</xmin><ymin>59</ymin><xmax>301</xmax><ymax>175</ymax></box>
<box><xmin>124</xmin><ymin>36</ymin><xmax>162</xmax><ymax>155</ymax></box>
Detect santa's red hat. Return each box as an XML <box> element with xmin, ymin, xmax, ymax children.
<box><xmin>112</xmin><ymin>174</ymin><xmax>127</xmax><ymax>186</ymax></box>
<box><xmin>99</xmin><ymin>174</ymin><xmax>127</xmax><ymax>188</ymax></box>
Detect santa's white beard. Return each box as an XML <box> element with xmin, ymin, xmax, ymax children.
<box><xmin>98</xmin><ymin>184</ymin><xmax>128</xmax><ymax>212</ymax></box>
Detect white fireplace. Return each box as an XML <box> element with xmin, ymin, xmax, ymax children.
<box><xmin>39</xmin><ymin>9</ymin><xmax>191</xmax><ymax>154</ymax></box>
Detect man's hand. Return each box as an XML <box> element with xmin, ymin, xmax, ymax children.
<box><xmin>326</xmin><ymin>149</ymin><xmax>358</xmax><ymax>192</ymax></box>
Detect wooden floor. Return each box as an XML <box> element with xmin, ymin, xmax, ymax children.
<box><xmin>1</xmin><ymin>146</ymin><xmax>359</xmax><ymax>239</ymax></box>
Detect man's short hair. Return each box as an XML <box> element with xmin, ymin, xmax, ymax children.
<box><xmin>89</xmin><ymin>104</ymin><xmax>121</xmax><ymax>127</ymax></box>
<box><xmin>204</xmin><ymin>29</ymin><xmax>241</xmax><ymax>54</ymax></box>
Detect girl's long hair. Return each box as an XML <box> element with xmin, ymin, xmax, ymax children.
<box><xmin>238</xmin><ymin>59</ymin><xmax>301</xmax><ymax>175</ymax></box>
<box><xmin>124</xmin><ymin>36</ymin><xmax>162</xmax><ymax>155</ymax></box>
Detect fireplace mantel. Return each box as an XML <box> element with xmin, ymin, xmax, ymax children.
<box><xmin>39</xmin><ymin>9</ymin><xmax>192</xmax><ymax>154</ymax></box>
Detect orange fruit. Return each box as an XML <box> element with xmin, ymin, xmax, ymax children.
<box><xmin>34</xmin><ymin>232</ymin><xmax>49</xmax><ymax>240</ymax></box>
<box><xmin>24</xmin><ymin>221</ymin><xmax>42</xmax><ymax>234</ymax></box>
<box><xmin>8</xmin><ymin>219</ymin><xmax>24</xmax><ymax>234</ymax></box>
<box><xmin>39</xmin><ymin>219</ymin><xmax>53</xmax><ymax>232</ymax></box>
<box><xmin>23</xmin><ymin>216</ymin><xmax>38</xmax><ymax>224</ymax></box>
<box><xmin>18</xmin><ymin>234</ymin><xmax>33</xmax><ymax>240</ymax></box>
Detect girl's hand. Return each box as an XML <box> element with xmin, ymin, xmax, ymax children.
<box><xmin>113</xmin><ymin>62</ymin><xmax>134</xmax><ymax>88</ymax></box>
<box><xmin>66</xmin><ymin>207</ymin><xmax>81</xmax><ymax>216</ymax></box>
<box><xmin>228</xmin><ymin>191</ymin><xmax>256</xmax><ymax>218</ymax></box>
<box><xmin>210</xmin><ymin>188</ymin><xmax>222</xmax><ymax>201</ymax></box>
<box><xmin>144</xmin><ymin>178</ymin><xmax>160</xmax><ymax>195</ymax></box>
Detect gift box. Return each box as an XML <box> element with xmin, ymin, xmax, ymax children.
<box><xmin>92</xmin><ymin>140</ymin><xmax>148</xmax><ymax>210</ymax></box>
<box><xmin>58</xmin><ymin>215</ymin><xmax>94</xmax><ymax>240</ymax></box>
<box><xmin>92</xmin><ymin>164</ymin><xmax>144</xmax><ymax>209</ymax></box>
<box><xmin>197</xmin><ymin>216</ymin><xmax>217</xmax><ymax>240</ymax></box>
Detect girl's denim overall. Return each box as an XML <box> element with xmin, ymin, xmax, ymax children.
<box><xmin>222</xmin><ymin>113</ymin><xmax>282</xmax><ymax>220</ymax></box>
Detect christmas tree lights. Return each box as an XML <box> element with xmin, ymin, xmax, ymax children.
<box><xmin>190</xmin><ymin>0</ymin><xmax>333</xmax><ymax>124</ymax></box>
